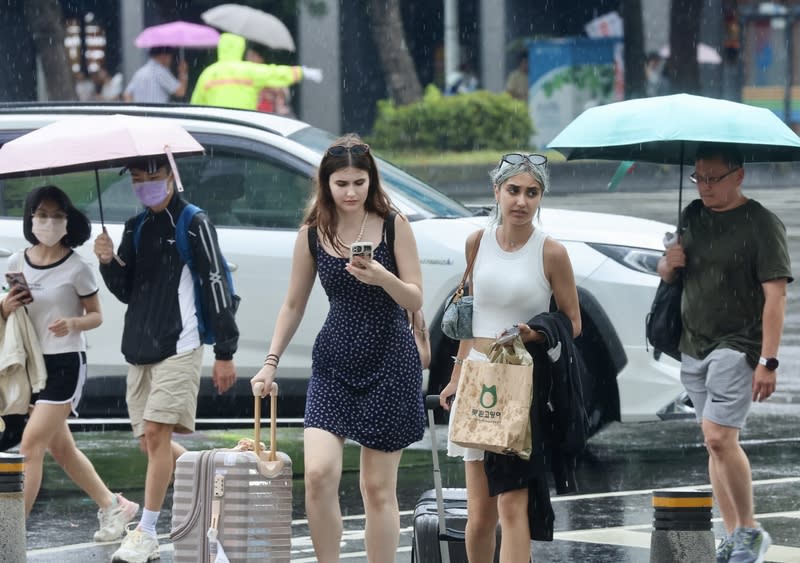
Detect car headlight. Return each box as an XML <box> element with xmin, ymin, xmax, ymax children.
<box><xmin>587</xmin><ymin>243</ymin><xmax>662</xmax><ymax>275</ymax></box>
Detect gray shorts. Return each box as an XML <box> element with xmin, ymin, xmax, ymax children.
<box><xmin>680</xmin><ymin>349</ymin><xmax>753</xmax><ymax>429</ymax></box>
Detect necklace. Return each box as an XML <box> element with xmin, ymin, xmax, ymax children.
<box><xmin>501</xmin><ymin>225</ymin><xmax>534</xmax><ymax>250</ymax></box>
<box><xmin>350</xmin><ymin>211</ymin><xmax>369</xmax><ymax>244</ymax></box>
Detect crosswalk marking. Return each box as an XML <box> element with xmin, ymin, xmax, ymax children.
<box><xmin>27</xmin><ymin>477</ymin><xmax>800</xmax><ymax>560</ymax></box>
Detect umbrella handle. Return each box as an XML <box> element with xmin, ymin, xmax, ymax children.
<box><xmin>165</xmin><ymin>146</ymin><xmax>185</xmax><ymax>192</ymax></box>
<box><xmin>94</xmin><ymin>169</ymin><xmax>105</xmax><ymax>227</ymax></box>
<box><xmin>253</xmin><ymin>382</ymin><xmax>263</xmax><ymax>456</ymax></box>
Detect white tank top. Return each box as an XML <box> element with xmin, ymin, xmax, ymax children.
<box><xmin>471</xmin><ymin>224</ymin><xmax>552</xmax><ymax>339</ymax></box>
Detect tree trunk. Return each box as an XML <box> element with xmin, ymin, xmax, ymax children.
<box><xmin>366</xmin><ymin>0</ymin><xmax>423</xmax><ymax>105</ymax></box>
<box><xmin>664</xmin><ymin>0</ymin><xmax>702</xmax><ymax>94</ymax></box>
<box><xmin>151</xmin><ymin>0</ymin><xmax>180</xmax><ymax>21</ymax></box>
<box><xmin>621</xmin><ymin>0</ymin><xmax>646</xmax><ymax>99</ymax></box>
<box><xmin>23</xmin><ymin>0</ymin><xmax>75</xmax><ymax>101</ymax></box>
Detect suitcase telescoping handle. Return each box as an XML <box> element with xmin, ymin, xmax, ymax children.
<box><xmin>425</xmin><ymin>394</ymin><xmax>451</xmax><ymax>563</ymax></box>
<box><xmin>253</xmin><ymin>382</ymin><xmax>283</xmax><ymax>478</ymax></box>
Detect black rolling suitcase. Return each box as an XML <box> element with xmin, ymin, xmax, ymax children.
<box><xmin>411</xmin><ymin>395</ymin><xmax>500</xmax><ymax>563</ymax></box>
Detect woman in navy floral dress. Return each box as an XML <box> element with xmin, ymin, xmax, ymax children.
<box><xmin>251</xmin><ymin>134</ymin><xmax>425</xmax><ymax>562</ymax></box>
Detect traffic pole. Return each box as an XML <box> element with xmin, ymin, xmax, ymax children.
<box><xmin>650</xmin><ymin>489</ymin><xmax>714</xmax><ymax>563</ymax></box>
<box><xmin>0</xmin><ymin>453</ymin><xmax>25</xmax><ymax>562</ymax></box>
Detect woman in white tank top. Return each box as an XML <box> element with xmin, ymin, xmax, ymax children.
<box><xmin>439</xmin><ymin>154</ymin><xmax>581</xmax><ymax>563</ymax></box>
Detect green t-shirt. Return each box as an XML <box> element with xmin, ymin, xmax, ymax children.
<box><xmin>680</xmin><ymin>198</ymin><xmax>793</xmax><ymax>366</ymax></box>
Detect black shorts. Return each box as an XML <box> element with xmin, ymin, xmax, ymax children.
<box><xmin>31</xmin><ymin>352</ymin><xmax>87</xmax><ymax>413</ymax></box>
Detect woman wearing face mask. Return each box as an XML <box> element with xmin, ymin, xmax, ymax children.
<box><xmin>1</xmin><ymin>185</ymin><xmax>139</xmax><ymax>540</ymax></box>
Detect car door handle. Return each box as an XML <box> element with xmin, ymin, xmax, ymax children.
<box><xmin>227</xmin><ymin>261</ymin><xmax>238</xmax><ymax>272</ymax></box>
<box><xmin>0</xmin><ymin>248</ymin><xmax>12</xmax><ymax>258</ymax></box>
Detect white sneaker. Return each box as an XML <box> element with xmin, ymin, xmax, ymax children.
<box><xmin>111</xmin><ymin>524</ymin><xmax>160</xmax><ymax>562</ymax></box>
<box><xmin>94</xmin><ymin>493</ymin><xmax>140</xmax><ymax>542</ymax></box>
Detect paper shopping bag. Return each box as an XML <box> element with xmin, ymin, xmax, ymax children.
<box><xmin>449</xmin><ymin>339</ymin><xmax>534</xmax><ymax>459</ymax></box>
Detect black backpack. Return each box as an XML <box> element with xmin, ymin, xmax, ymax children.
<box><xmin>645</xmin><ymin>278</ymin><xmax>683</xmax><ymax>361</ymax></box>
<box><xmin>645</xmin><ymin>200</ymin><xmax>702</xmax><ymax>361</ymax></box>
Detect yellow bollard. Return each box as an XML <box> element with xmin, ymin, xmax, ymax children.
<box><xmin>0</xmin><ymin>453</ymin><xmax>25</xmax><ymax>563</ymax></box>
<box><xmin>650</xmin><ymin>490</ymin><xmax>714</xmax><ymax>563</ymax></box>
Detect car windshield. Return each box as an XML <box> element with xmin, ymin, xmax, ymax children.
<box><xmin>289</xmin><ymin>126</ymin><xmax>472</xmax><ymax>220</ymax></box>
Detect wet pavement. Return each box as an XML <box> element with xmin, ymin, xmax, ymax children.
<box><xmin>21</xmin><ymin>413</ymin><xmax>800</xmax><ymax>562</ymax></box>
<box><xmin>19</xmin><ymin>187</ymin><xmax>800</xmax><ymax>562</ymax></box>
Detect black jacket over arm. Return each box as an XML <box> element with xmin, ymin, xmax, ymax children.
<box><xmin>526</xmin><ymin>310</ymin><xmax>590</xmax><ymax>494</ymax></box>
<box><xmin>482</xmin><ymin>311</ymin><xmax>589</xmax><ymax>542</ymax></box>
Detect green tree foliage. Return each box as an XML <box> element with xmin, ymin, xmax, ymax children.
<box><xmin>369</xmin><ymin>85</ymin><xmax>533</xmax><ymax>152</ymax></box>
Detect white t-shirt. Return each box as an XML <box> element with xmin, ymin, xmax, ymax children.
<box><xmin>8</xmin><ymin>250</ymin><xmax>98</xmax><ymax>354</ymax></box>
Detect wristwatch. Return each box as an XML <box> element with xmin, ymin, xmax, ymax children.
<box><xmin>758</xmin><ymin>356</ymin><xmax>779</xmax><ymax>371</ymax></box>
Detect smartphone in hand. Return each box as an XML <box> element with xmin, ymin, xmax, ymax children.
<box><xmin>5</xmin><ymin>272</ymin><xmax>33</xmax><ymax>304</ymax></box>
<box><xmin>349</xmin><ymin>242</ymin><xmax>374</xmax><ymax>263</ymax></box>
<box><xmin>496</xmin><ymin>325</ymin><xmax>520</xmax><ymax>346</ymax></box>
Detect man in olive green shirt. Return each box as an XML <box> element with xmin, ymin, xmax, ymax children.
<box><xmin>658</xmin><ymin>143</ymin><xmax>792</xmax><ymax>563</ymax></box>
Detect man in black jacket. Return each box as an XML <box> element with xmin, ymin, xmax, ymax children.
<box><xmin>94</xmin><ymin>156</ymin><xmax>239</xmax><ymax>563</ymax></box>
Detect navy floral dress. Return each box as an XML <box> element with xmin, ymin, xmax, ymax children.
<box><xmin>304</xmin><ymin>238</ymin><xmax>425</xmax><ymax>452</ymax></box>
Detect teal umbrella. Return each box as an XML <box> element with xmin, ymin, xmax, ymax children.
<box><xmin>548</xmin><ymin>93</ymin><xmax>800</xmax><ymax>164</ymax></box>
<box><xmin>547</xmin><ymin>93</ymin><xmax>800</xmax><ymax>223</ymax></box>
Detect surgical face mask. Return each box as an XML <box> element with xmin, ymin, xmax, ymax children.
<box><xmin>32</xmin><ymin>216</ymin><xmax>68</xmax><ymax>247</ymax></box>
<box><xmin>133</xmin><ymin>178</ymin><xmax>170</xmax><ymax>208</ymax></box>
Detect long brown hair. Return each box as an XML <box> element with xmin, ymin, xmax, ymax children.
<box><xmin>303</xmin><ymin>133</ymin><xmax>393</xmax><ymax>253</ymax></box>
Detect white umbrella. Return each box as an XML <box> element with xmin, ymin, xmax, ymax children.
<box><xmin>659</xmin><ymin>43</ymin><xmax>722</xmax><ymax>65</ymax></box>
<box><xmin>201</xmin><ymin>4</ymin><xmax>296</xmax><ymax>52</ymax></box>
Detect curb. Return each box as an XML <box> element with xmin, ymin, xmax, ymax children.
<box><xmin>405</xmin><ymin>161</ymin><xmax>800</xmax><ymax>198</ymax></box>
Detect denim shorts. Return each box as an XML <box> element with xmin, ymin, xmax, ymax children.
<box><xmin>680</xmin><ymin>348</ymin><xmax>753</xmax><ymax>429</ymax></box>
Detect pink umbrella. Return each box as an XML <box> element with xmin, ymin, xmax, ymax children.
<box><xmin>135</xmin><ymin>20</ymin><xmax>220</xmax><ymax>49</ymax></box>
<box><xmin>0</xmin><ymin>114</ymin><xmax>204</xmax><ymax>226</ymax></box>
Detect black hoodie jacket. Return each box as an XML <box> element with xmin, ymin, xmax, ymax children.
<box><xmin>99</xmin><ymin>192</ymin><xmax>239</xmax><ymax>365</ymax></box>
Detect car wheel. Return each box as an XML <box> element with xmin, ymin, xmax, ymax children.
<box><xmin>575</xmin><ymin>309</ymin><xmax>621</xmax><ymax>435</ymax></box>
<box><xmin>426</xmin><ymin>303</ymin><xmax>459</xmax><ymax>424</ymax></box>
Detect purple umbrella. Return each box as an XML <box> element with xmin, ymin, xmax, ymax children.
<box><xmin>135</xmin><ymin>21</ymin><xmax>220</xmax><ymax>49</ymax></box>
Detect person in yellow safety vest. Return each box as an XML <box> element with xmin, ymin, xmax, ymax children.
<box><xmin>191</xmin><ymin>33</ymin><xmax>323</xmax><ymax>110</ymax></box>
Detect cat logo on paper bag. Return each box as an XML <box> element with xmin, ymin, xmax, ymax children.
<box><xmin>479</xmin><ymin>385</ymin><xmax>497</xmax><ymax>409</ymax></box>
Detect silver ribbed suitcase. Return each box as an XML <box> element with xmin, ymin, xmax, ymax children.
<box><xmin>171</xmin><ymin>384</ymin><xmax>292</xmax><ymax>562</ymax></box>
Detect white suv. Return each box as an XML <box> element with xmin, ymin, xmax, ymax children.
<box><xmin>0</xmin><ymin>104</ymin><xmax>689</xmax><ymax>433</ymax></box>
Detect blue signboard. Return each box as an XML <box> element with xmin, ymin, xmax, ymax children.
<box><xmin>527</xmin><ymin>37</ymin><xmax>623</xmax><ymax>148</ymax></box>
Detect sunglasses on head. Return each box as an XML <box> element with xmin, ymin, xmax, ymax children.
<box><xmin>500</xmin><ymin>153</ymin><xmax>548</xmax><ymax>168</ymax></box>
<box><xmin>327</xmin><ymin>144</ymin><xmax>370</xmax><ymax>157</ymax></box>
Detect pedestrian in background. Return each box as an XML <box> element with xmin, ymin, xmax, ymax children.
<box><xmin>250</xmin><ymin>134</ymin><xmax>425</xmax><ymax>563</ymax></box>
<box><xmin>439</xmin><ymin>153</ymin><xmax>581</xmax><ymax>562</ymax></box>
<box><xmin>191</xmin><ymin>33</ymin><xmax>322</xmax><ymax>111</ymax></box>
<box><xmin>245</xmin><ymin>47</ymin><xmax>295</xmax><ymax>116</ymax></box>
<box><xmin>446</xmin><ymin>61</ymin><xmax>479</xmax><ymax>95</ymax></box>
<box><xmin>94</xmin><ymin>156</ymin><xmax>239</xmax><ymax>563</ymax></box>
<box><xmin>644</xmin><ymin>51</ymin><xmax>669</xmax><ymax>97</ymax></box>
<box><xmin>505</xmin><ymin>52</ymin><xmax>529</xmax><ymax>102</ymax></box>
<box><xmin>91</xmin><ymin>66</ymin><xmax>124</xmax><ymax>101</ymax></box>
<box><xmin>3</xmin><ymin>185</ymin><xmax>139</xmax><ymax>541</ymax></box>
<box><xmin>123</xmin><ymin>47</ymin><xmax>188</xmax><ymax>103</ymax></box>
<box><xmin>658</xmin><ymin>142</ymin><xmax>792</xmax><ymax>563</ymax></box>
